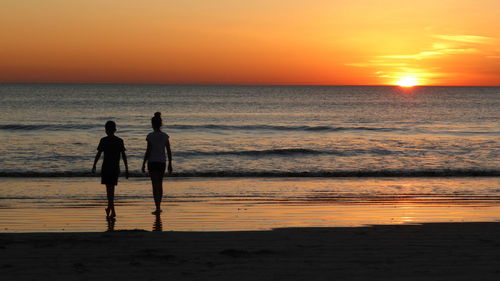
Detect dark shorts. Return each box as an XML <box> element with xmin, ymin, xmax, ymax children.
<box><xmin>148</xmin><ymin>162</ymin><xmax>166</xmax><ymax>174</ymax></box>
<box><xmin>101</xmin><ymin>164</ymin><xmax>120</xmax><ymax>185</ymax></box>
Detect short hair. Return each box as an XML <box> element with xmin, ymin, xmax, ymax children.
<box><xmin>105</xmin><ymin>120</ymin><xmax>116</xmax><ymax>132</ymax></box>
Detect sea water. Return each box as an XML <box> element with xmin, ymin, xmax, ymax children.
<box><xmin>1</xmin><ymin>85</ymin><xmax>499</xmax><ymax>231</ymax></box>
<box><xmin>0</xmin><ymin>84</ymin><xmax>498</xmax><ymax>176</ymax></box>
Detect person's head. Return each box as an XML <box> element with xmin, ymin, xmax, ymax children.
<box><xmin>105</xmin><ymin>120</ymin><xmax>116</xmax><ymax>135</ymax></box>
<box><xmin>151</xmin><ymin>112</ymin><xmax>162</xmax><ymax>130</ymax></box>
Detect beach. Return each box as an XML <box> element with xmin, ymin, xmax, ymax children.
<box><xmin>1</xmin><ymin>85</ymin><xmax>499</xmax><ymax>279</ymax></box>
<box><xmin>2</xmin><ymin>222</ymin><xmax>500</xmax><ymax>280</ymax></box>
<box><xmin>2</xmin><ymin>177</ymin><xmax>500</xmax><ymax>280</ymax></box>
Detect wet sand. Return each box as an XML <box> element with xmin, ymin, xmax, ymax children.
<box><xmin>2</xmin><ymin>177</ymin><xmax>500</xmax><ymax>232</ymax></box>
<box><xmin>1</xmin><ymin>222</ymin><xmax>500</xmax><ymax>280</ymax></box>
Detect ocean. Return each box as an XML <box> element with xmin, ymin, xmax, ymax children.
<box><xmin>0</xmin><ymin>84</ymin><xmax>498</xmax><ymax>177</ymax></box>
<box><xmin>1</xmin><ymin>84</ymin><xmax>499</xmax><ymax>231</ymax></box>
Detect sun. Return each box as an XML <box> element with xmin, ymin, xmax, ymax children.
<box><xmin>395</xmin><ymin>77</ymin><xmax>418</xmax><ymax>87</ymax></box>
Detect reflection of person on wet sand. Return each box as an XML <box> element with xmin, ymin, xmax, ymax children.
<box><xmin>92</xmin><ymin>121</ymin><xmax>129</xmax><ymax>218</ymax></box>
<box><xmin>153</xmin><ymin>214</ymin><xmax>162</xmax><ymax>232</ymax></box>
<box><xmin>142</xmin><ymin>112</ymin><xmax>172</xmax><ymax>215</ymax></box>
<box><xmin>106</xmin><ymin>217</ymin><xmax>116</xmax><ymax>232</ymax></box>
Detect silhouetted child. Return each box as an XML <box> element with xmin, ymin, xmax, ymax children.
<box><xmin>142</xmin><ymin>112</ymin><xmax>172</xmax><ymax>215</ymax></box>
<box><xmin>92</xmin><ymin>121</ymin><xmax>128</xmax><ymax>218</ymax></box>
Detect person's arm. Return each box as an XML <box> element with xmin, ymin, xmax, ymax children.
<box><xmin>92</xmin><ymin>151</ymin><xmax>102</xmax><ymax>174</ymax></box>
<box><xmin>166</xmin><ymin>138</ymin><xmax>172</xmax><ymax>175</ymax></box>
<box><xmin>142</xmin><ymin>140</ymin><xmax>151</xmax><ymax>173</ymax></box>
<box><xmin>122</xmin><ymin>151</ymin><xmax>129</xmax><ymax>179</ymax></box>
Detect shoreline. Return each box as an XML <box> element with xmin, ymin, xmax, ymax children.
<box><xmin>2</xmin><ymin>222</ymin><xmax>500</xmax><ymax>280</ymax></box>
<box><xmin>2</xmin><ymin>170</ymin><xmax>500</xmax><ymax>177</ymax></box>
<box><xmin>2</xmin><ymin>177</ymin><xmax>500</xmax><ymax>232</ymax></box>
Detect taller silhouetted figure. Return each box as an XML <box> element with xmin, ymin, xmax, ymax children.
<box><xmin>142</xmin><ymin>112</ymin><xmax>173</xmax><ymax>215</ymax></box>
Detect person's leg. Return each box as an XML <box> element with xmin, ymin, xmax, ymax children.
<box><xmin>149</xmin><ymin>162</ymin><xmax>166</xmax><ymax>214</ymax></box>
<box><xmin>150</xmin><ymin>171</ymin><xmax>163</xmax><ymax>213</ymax></box>
<box><xmin>150</xmin><ymin>171</ymin><xmax>158</xmax><ymax>211</ymax></box>
<box><xmin>157</xmin><ymin>163</ymin><xmax>166</xmax><ymax>210</ymax></box>
<box><xmin>157</xmin><ymin>173</ymin><xmax>163</xmax><ymax>207</ymax></box>
<box><xmin>106</xmin><ymin>184</ymin><xmax>116</xmax><ymax>217</ymax></box>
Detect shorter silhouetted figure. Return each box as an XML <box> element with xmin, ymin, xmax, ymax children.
<box><xmin>92</xmin><ymin>121</ymin><xmax>129</xmax><ymax>218</ymax></box>
<box><xmin>142</xmin><ymin>112</ymin><xmax>172</xmax><ymax>215</ymax></box>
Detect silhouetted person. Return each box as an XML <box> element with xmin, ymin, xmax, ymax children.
<box><xmin>92</xmin><ymin>121</ymin><xmax>129</xmax><ymax>218</ymax></box>
<box><xmin>142</xmin><ymin>112</ymin><xmax>172</xmax><ymax>215</ymax></box>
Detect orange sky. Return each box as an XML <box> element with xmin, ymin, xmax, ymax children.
<box><xmin>1</xmin><ymin>0</ymin><xmax>499</xmax><ymax>85</ymax></box>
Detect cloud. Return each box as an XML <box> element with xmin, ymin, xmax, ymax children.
<box><xmin>377</xmin><ymin>48</ymin><xmax>478</xmax><ymax>61</ymax></box>
<box><xmin>345</xmin><ymin>61</ymin><xmax>408</xmax><ymax>68</ymax></box>
<box><xmin>441</xmin><ymin>48</ymin><xmax>478</xmax><ymax>54</ymax></box>
<box><xmin>345</xmin><ymin>33</ymin><xmax>498</xmax><ymax>85</ymax></box>
<box><xmin>432</xmin><ymin>34</ymin><xmax>494</xmax><ymax>44</ymax></box>
<box><xmin>344</xmin><ymin>63</ymin><xmax>370</xmax><ymax>67</ymax></box>
<box><xmin>379</xmin><ymin>51</ymin><xmax>442</xmax><ymax>60</ymax></box>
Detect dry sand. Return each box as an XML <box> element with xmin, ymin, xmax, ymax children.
<box><xmin>1</xmin><ymin>222</ymin><xmax>500</xmax><ymax>281</ymax></box>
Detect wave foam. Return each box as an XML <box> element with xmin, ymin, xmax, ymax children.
<box><xmin>1</xmin><ymin>169</ymin><xmax>498</xmax><ymax>178</ymax></box>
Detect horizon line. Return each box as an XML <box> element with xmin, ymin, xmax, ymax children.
<box><xmin>1</xmin><ymin>82</ymin><xmax>499</xmax><ymax>87</ymax></box>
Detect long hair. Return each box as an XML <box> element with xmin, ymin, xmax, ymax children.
<box><xmin>151</xmin><ymin>112</ymin><xmax>162</xmax><ymax>130</ymax></box>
